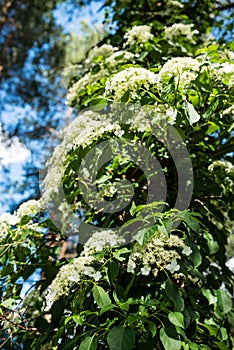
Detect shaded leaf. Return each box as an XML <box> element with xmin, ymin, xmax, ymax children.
<box><xmin>107</xmin><ymin>326</ymin><xmax>135</xmax><ymax>350</ymax></box>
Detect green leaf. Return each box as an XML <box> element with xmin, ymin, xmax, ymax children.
<box><xmin>217</xmin><ymin>289</ymin><xmax>232</xmax><ymax>314</ymax></box>
<box><xmin>108</xmin><ymin>260</ymin><xmax>119</xmax><ymax>284</ymax></box>
<box><xmin>132</xmin><ymin>228</ymin><xmax>147</xmax><ymax>246</ymax></box>
<box><xmin>1</xmin><ymin>298</ymin><xmax>18</xmax><ymax>309</ymax></box>
<box><xmin>206</xmin><ymin>122</ymin><xmax>220</xmax><ymax>135</ymax></box>
<box><xmin>203</xmin><ymin>96</ymin><xmax>224</xmax><ymax>119</ymax></box>
<box><xmin>19</xmin><ymin>215</ymin><xmax>32</xmax><ymax>225</ymax></box>
<box><xmin>166</xmin><ymin>280</ymin><xmax>184</xmax><ymax>312</ymax></box>
<box><xmin>202</xmin><ymin>289</ymin><xmax>217</xmax><ymax>305</ymax></box>
<box><xmin>107</xmin><ymin>326</ymin><xmax>135</xmax><ymax>350</ymax></box>
<box><xmin>89</xmin><ymin>97</ymin><xmax>108</xmax><ymax>111</ymax></box>
<box><xmin>168</xmin><ymin>312</ymin><xmax>184</xmax><ymax>328</ymax></box>
<box><xmin>92</xmin><ymin>285</ymin><xmax>111</xmax><ymax>308</ymax></box>
<box><xmin>190</xmin><ymin>246</ymin><xmax>202</xmax><ymax>268</ymax></box>
<box><xmin>73</xmin><ymin>315</ymin><xmax>85</xmax><ymax>325</ymax></box>
<box><xmin>187</xmin><ymin>342</ymin><xmax>199</xmax><ymax>350</ymax></box>
<box><xmin>220</xmin><ymin>327</ymin><xmax>228</xmax><ymax>341</ymax></box>
<box><xmin>79</xmin><ymin>335</ymin><xmax>97</xmax><ymax>350</ymax></box>
<box><xmin>100</xmin><ymin>303</ymin><xmax>115</xmax><ymax>315</ymax></box>
<box><xmin>185</xmin><ymin>101</ymin><xmax>200</xmax><ymax>125</ymax></box>
<box><xmin>160</xmin><ymin>328</ymin><xmax>181</xmax><ymax>350</ymax></box>
<box><xmin>113</xmin><ymin>248</ymin><xmax>130</xmax><ymax>261</ymax></box>
<box><xmin>147</xmin><ymin>320</ymin><xmax>157</xmax><ymax>338</ymax></box>
<box><xmin>204</xmin><ymin>231</ymin><xmax>219</xmax><ymax>254</ymax></box>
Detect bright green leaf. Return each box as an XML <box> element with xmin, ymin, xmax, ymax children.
<box><xmin>169</xmin><ymin>312</ymin><xmax>184</xmax><ymax>328</ymax></box>
<box><xmin>202</xmin><ymin>289</ymin><xmax>217</xmax><ymax>305</ymax></box>
<box><xmin>160</xmin><ymin>328</ymin><xmax>181</xmax><ymax>350</ymax></box>
<box><xmin>217</xmin><ymin>289</ymin><xmax>232</xmax><ymax>314</ymax></box>
<box><xmin>92</xmin><ymin>285</ymin><xmax>111</xmax><ymax>308</ymax></box>
<box><xmin>185</xmin><ymin>101</ymin><xmax>200</xmax><ymax>125</ymax></box>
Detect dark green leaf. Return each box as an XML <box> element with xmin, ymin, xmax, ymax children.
<box><xmin>107</xmin><ymin>326</ymin><xmax>135</xmax><ymax>350</ymax></box>
<box><xmin>79</xmin><ymin>335</ymin><xmax>97</xmax><ymax>350</ymax></box>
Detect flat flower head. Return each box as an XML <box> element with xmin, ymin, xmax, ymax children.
<box><xmin>124</xmin><ymin>25</ymin><xmax>154</xmax><ymax>47</ymax></box>
<box><xmin>105</xmin><ymin>67</ymin><xmax>158</xmax><ymax>101</ymax></box>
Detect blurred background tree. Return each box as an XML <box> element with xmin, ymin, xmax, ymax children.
<box><xmin>0</xmin><ymin>0</ymin><xmax>105</xmax><ymax>211</ymax></box>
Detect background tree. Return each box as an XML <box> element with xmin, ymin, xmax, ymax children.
<box><xmin>0</xmin><ymin>0</ymin><xmax>104</xmax><ymax>211</ymax></box>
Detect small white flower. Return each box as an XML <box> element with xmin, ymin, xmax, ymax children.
<box><xmin>141</xmin><ymin>266</ymin><xmax>151</xmax><ymax>276</ymax></box>
<box><xmin>68</xmin><ymin>272</ymin><xmax>80</xmax><ymax>282</ymax></box>
<box><xmin>182</xmin><ymin>246</ymin><xmax>193</xmax><ymax>256</ymax></box>
<box><xmin>166</xmin><ymin>259</ymin><xmax>180</xmax><ymax>273</ymax></box>
<box><xmin>127</xmin><ymin>259</ymin><xmax>136</xmax><ymax>273</ymax></box>
<box><xmin>92</xmin><ymin>271</ymin><xmax>102</xmax><ymax>281</ymax></box>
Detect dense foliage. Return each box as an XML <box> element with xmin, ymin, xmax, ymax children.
<box><xmin>0</xmin><ymin>0</ymin><xmax>234</xmax><ymax>349</ymax></box>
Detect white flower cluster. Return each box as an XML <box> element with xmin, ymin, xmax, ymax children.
<box><xmin>105</xmin><ymin>67</ymin><xmax>158</xmax><ymax>101</ymax></box>
<box><xmin>158</xmin><ymin>57</ymin><xmax>199</xmax><ymax>90</ymax></box>
<box><xmin>87</xmin><ymin>44</ymin><xmax>116</xmax><ymax>62</ymax></box>
<box><xmin>105</xmin><ymin>51</ymin><xmax>135</xmax><ymax>69</ymax></box>
<box><xmin>130</xmin><ymin>104</ymin><xmax>177</xmax><ymax>131</ymax></box>
<box><xmin>42</xmin><ymin>111</ymin><xmax>124</xmax><ymax>204</ymax></box>
<box><xmin>208</xmin><ymin>160</ymin><xmax>234</xmax><ymax>174</ymax></box>
<box><xmin>208</xmin><ymin>160</ymin><xmax>234</xmax><ymax>173</ymax></box>
<box><xmin>0</xmin><ymin>213</ymin><xmax>19</xmax><ymax>240</ymax></box>
<box><xmin>46</xmin><ymin>230</ymin><xmax>123</xmax><ymax>309</ymax></box>
<box><xmin>213</xmin><ymin>62</ymin><xmax>234</xmax><ymax>86</ymax></box>
<box><xmin>17</xmin><ymin>199</ymin><xmax>43</xmax><ymax>218</ymax></box>
<box><xmin>165</xmin><ymin>23</ymin><xmax>199</xmax><ymax>43</ymax></box>
<box><xmin>67</xmin><ymin>44</ymin><xmax>116</xmax><ymax>105</ymax></box>
<box><xmin>45</xmin><ymin>255</ymin><xmax>97</xmax><ymax>310</ymax></box>
<box><xmin>127</xmin><ymin>229</ymin><xmax>192</xmax><ymax>276</ymax></box>
<box><xmin>98</xmin><ymin>182</ymin><xmax>118</xmax><ymax>199</ymax></box>
<box><xmin>42</xmin><ymin>102</ymin><xmax>178</xmax><ymax>207</ymax></box>
<box><xmin>84</xmin><ymin>230</ymin><xmax>125</xmax><ymax>253</ymax></box>
<box><xmin>166</xmin><ymin>0</ymin><xmax>184</xmax><ymax>8</ymax></box>
<box><xmin>67</xmin><ymin>47</ymin><xmax>135</xmax><ymax>106</ymax></box>
<box><xmin>0</xmin><ymin>200</ymin><xmax>43</xmax><ymax>240</ymax></box>
<box><xmin>124</xmin><ymin>25</ymin><xmax>154</xmax><ymax>47</ymax></box>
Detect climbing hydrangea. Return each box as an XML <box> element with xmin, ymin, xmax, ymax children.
<box><xmin>86</xmin><ymin>44</ymin><xmax>116</xmax><ymax>62</ymax></box>
<box><xmin>158</xmin><ymin>57</ymin><xmax>200</xmax><ymax>90</ymax></box>
<box><xmin>45</xmin><ymin>230</ymin><xmax>124</xmax><ymax>309</ymax></box>
<box><xmin>17</xmin><ymin>199</ymin><xmax>43</xmax><ymax>218</ymax></box>
<box><xmin>127</xmin><ymin>228</ymin><xmax>191</xmax><ymax>277</ymax></box>
<box><xmin>123</xmin><ymin>25</ymin><xmax>154</xmax><ymax>47</ymax></box>
<box><xmin>164</xmin><ymin>23</ymin><xmax>199</xmax><ymax>43</ymax></box>
<box><xmin>105</xmin><ymin>67</ymin><xmax>158</xmax><ymax>101</ymax></box>
<box><xmin>213</xmin><ymin>62</ymin><xmax>234</xmax><ymax>86</ymax></box>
